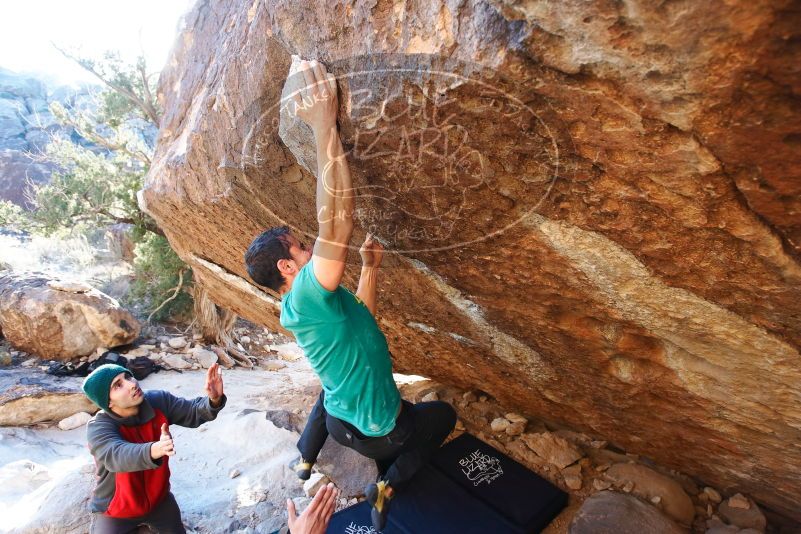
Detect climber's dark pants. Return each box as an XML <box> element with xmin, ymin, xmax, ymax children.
<box><xmin>297</xmin><ymin>391</ymin><xmax>457</xmax><ymax>489</ymax></box>
<box><xmin>90</xmin><ymin>492</ymin><xmax>185</xmax><ymax>534</ymax></box>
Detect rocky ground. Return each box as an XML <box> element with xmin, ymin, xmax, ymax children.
<box><xmin>1</xmin><ymin>321</ymin><xmax>795</xmax><ymax>534</ymax></box>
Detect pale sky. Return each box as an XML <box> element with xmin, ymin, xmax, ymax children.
<box><xmin>0</xmin><ymin>0</ymin><xmax>196</xmax><ymax>86</ymax></box>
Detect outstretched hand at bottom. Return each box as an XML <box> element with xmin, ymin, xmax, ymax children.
<box><xmin>287</xmin><ymin>482</ymin><xmax>339</xmax><ymax>534</ymax></box>
<box><xmin>204</xmin><ymin>363</ymin><xmax>224</xmax><ymax>407</ymax></box>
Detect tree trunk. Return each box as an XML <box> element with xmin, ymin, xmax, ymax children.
<box><xmin>193</xmin><ymin>283</ymin><xmax>237</xmax><ymax>346</ymax></box>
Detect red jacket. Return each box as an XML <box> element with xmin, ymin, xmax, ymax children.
<box><xmin>86</xmin><ymin>390</ymin><xmax>225</xmax><ymax>518</ymax></box>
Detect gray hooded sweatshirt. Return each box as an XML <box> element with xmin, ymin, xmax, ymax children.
<box><xmin>85</xmin><ymin>390</ymin><xmax>225</xmax><ymax>517</ymax></box>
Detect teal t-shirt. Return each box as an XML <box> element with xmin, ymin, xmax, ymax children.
<box><xmin>279</xmin><ymin>262</ymin><xmax>401</xmax><ymax>437</ymax></box>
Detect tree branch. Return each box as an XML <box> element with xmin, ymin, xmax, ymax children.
<box><xmin>62</xmin><ymin>114</ymin><xmax>152</xmax><ymax>166</ymax></box>
<box><xmin>148</xmin><ymin>267</ymin><xmax>186</xmax><ymax>322</ymax></box>
<box><xmin>95</xmin><ymin>208</ymin><xmax>165</xmax><ymax>236</ymax></box>
<box><xmin>53</xmin><ymin>44</ymin><xmax>161</xmax><ymax>127</ymax></box>
<box><xmin>138</xmin><ymin>61</ymin><xmax>156</xmax><ymax>122</ymax></box>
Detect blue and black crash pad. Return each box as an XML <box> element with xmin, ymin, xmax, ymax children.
<box><xmin>325</xmin><ymin>501</ymin><xmax>404</xmax><ymax>534</ymax></box>
<box><xmin>325</xmin><ymin>432</ymin><xmax>567</xmax><ymax>533</ymax></box>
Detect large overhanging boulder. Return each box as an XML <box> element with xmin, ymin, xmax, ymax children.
<box><xmin>141</xmin><ymin>0</ymin><xmax>801</xmax><ymax>521</ymax></box>
<box><xmin>0</xmin><ymin>272</ymin><xmax>140</xmax><ymax>360</ymax></box>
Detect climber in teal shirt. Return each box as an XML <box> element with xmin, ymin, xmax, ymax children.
<box><xmin>244</xmin><ymin>59</ymin><xmax>455</xmax><ymax>531</ymax></box>
<box><xmin>280</xmin><ymin>258</ymin><xmax>400</xmax><ymax>437</ymax></box>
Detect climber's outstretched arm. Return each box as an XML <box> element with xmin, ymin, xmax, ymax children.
<box><xmin>356</xmin><ymin>233</ymin><xmax>383</xmax><ymax>315</ymax></box>
<box><xmin>293</xmin><ymin>59</ymin><xmax>354</xmax><ymax>292</ymax></box>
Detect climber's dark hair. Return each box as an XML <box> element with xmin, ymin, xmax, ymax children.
<box><xmin>245</xmin><ymin>226</ymin><xmax>293</xmax><ymax>292</ymax></box>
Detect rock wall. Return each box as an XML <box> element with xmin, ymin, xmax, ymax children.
<box><xmin>141</xmin><ymin>0</ymin><xmax>801</xmax><ymax>520</ymax></box>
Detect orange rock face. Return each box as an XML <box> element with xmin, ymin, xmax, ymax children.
<box><xmin>141</xmin><ymin>0</ymin><xmax>801</xmax><ymax>520</ymax></box>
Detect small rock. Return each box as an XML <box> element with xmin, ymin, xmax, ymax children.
<box><xmin>192</xmin><ymin>333</ymin><xmax>203</xmax><ymax>340</ymax></box>
<box><xmin>728</xmin><ymin>493</ymin><xmax>750</xmax><ymax>510</ymax></box>
<box><xmin>570</xmin><ymin>491</ymin><xmax>686</xmax><ymax>534</ymax></box>
<box><xmin>21</xmin><ymin>357</ymin><xmax>37</xmax><ymax>367</ymax></box>
<box><xmin>462</xmin><ymin>391</ymin><xmax>477</xmax><ymax>403</ymax></box>
<box><xmin>455</xmin><ymin>419</ymin><xmax>465</xmax><ymax>431</ymax></box>
<box><xmin>46</xmin><ymin>279</ymin><xmax>92</xmax><ymax>293</ymax></box>
<box><xmin>590</xmin><ymin>440</ymin><xmax>608</xmax><ymax>449</ymax></box>
<box><xmin>505</xmin><ymin>412</ymin><xmax>527</xmax><ymax>424</ymax></box>
<box><xmin>241</xmin><ymin>336</ymin><xmax>251</xmax><ymax>344</ymax></box>
<box><xmin>562</xmin><ymin>464</ymin><xmax>582</xmax><ymax>490</ymax></box>
<box><xmin>505</xmin><ymin>421</ymin><xmax>526</xmax><ymax>436</ymax></box>
<box><xmin>553</xmin><ymin>430</ymin><xmax>592</xmax><ymax>446</ymax></box>
<box><xmin>469</xmin><ymin>400</ymin><xmax>499</xmax><ymax>419</ymax></box>
<box><xmin>168</xmin><ymin>337</ymin><xmax>187</xmax><ymax>349</ymax></box>
<box><xmin>707</xmin><ymin>504</ymin><xmax>713</xmax><ymax>517</ymax></box>
<box><xmin>596</xmin><ymin>463</ymin><xmax>611</xmax><ymax>472</ymax></box>
<box><xmin>703</xmin><ymin>487</ymin><xmax>722</xmax><ymax>504</ymax></box>
<box><xmin>651</xmin><ymin>496</ymin><xmax>662</xmax><ymax>505</ymax></box>
<box><xmin>0</xmin><ymin>350</ymin><xmax>11</xmax><ymax>366</ymax></box>
<box><xmin>490</xmin><ymin>417</ymin><xmax>510</xmax><ymax>433</ymax></box>
<box><xmin>521</xmin><ymin>432</ymin><xmax>583</xmax><ymax>469</ymax></box>
<box><xmin>622</xmin><ymin>481</ymin><xmax>634</xmax><ymax>493</ymax></box>
<box><xmin>229</xmin><ymin>469</ymin><xmax>241</xmax><ymax>479</ymax></box>
<box><xmin>262</xmin><ymin>360</ymin><xmax>287</xmax><ymax>371</ymax></box>
<box><xmin>194</xmin><ymin>349</ymin><xmax>218</xmax><ymax>368</ymax></box>
<box><xmin>303</xmin><ymin>473</ymin><xmax>330</xmax><ymax>497</ymax></box>
<box><xmin>57</xmin><ymin>412</ymin><xmax>93</xmax><ymax>430</ymax></box>
<box><xmin>162</xmin><ymin>354</ymin><xmax>191</xmax><ymax>370</ymax></box>
<box><xmin>478</xmin><ymin>395</ymin><xmax>487</xmax><ymax>402</ymax></box>
<box><xmin>139</xmin><ymin>344</ymin><xmax>156</xmax><ymax>350</ymax></box>
<box><xmin>604</xmin><ymin>462</ymin><xmax>695</xmax><ymax>526</ymax></box>
<box><xmin>593</xmin><ymin>479</ymin><xmax>612</xmax><ymax>491</ymax></box>
<box><xmin>696</xmin><ymin>505</ymin><xmax>707</xmax><ymax>516</ymax></box>
<box><xmin>718</xmin><ymin>495</ymin><xmax>765</xmax><ymax>531</ymax></box>
<box><xmin>128</xmin><ymin>348</ymin><xmax>151</xmax><ymax>359</ymax></box>
<box><xmin>421</xmin><ymin>391</ymin><xmax>439</xmax><ymax>402</ymax></box>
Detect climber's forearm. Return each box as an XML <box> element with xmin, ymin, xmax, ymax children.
<box><xmin>314</xmin><ymin>125</ymin><xmax>354</xmax><ymax>256</ymax></box>
<box><xmin>356</xmin><ymin>266</ymin><xmax>379</xmax><ymax>316</ymax></box>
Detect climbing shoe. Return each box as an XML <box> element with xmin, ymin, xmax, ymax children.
<box><xmin>365</xmin><ymin>480</ymin><xmax>394</xmax><ymax>531</ymax></box>
<box><xmin>289</xmin><ymin>456</ymin><xmax>313</xmax><ymax>481</ymax></box>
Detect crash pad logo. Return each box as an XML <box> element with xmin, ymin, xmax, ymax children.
<box><xmin>344</xmin><ymin>522</ymin><xmax>377</xmax><ymax>534</ymax></box>
<box><xmin>459</xmin><ymin>449</ymin><xmax>504</xmax><ymax>486</ymax></box>
<box><xmin>241</xmin><ymin>53</ymin><xmax>572</xmax><ymax>264</ymax></box>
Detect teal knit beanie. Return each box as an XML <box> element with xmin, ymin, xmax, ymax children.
<box><xmin>82</xmin><ymin>364</ymin><xmax>129</xmax><ymax>411</ymax></box>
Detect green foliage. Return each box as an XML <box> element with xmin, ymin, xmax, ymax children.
<box><xmin>127</xmin><ymin>233</ymin><xmax>193</xmax><ymax>321</ymax></box>
<box><xmin>23</xmin><ymin>135</ymin><xmax>146</xmax><ymax>236</ymax></box>
<box><xmin>63</xmin><ymin>50</ymin><xmax>160</xmax><ymax>126</ymax></box>
<box><xmin>6</xmin><ymin>50</ymin><xmax>192</xmax><ymax>322</ymax></box>
<box><xmin>0</xmin><ymin>200</ymin><xmax>23</xmax><ymax>228</ymax></box>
